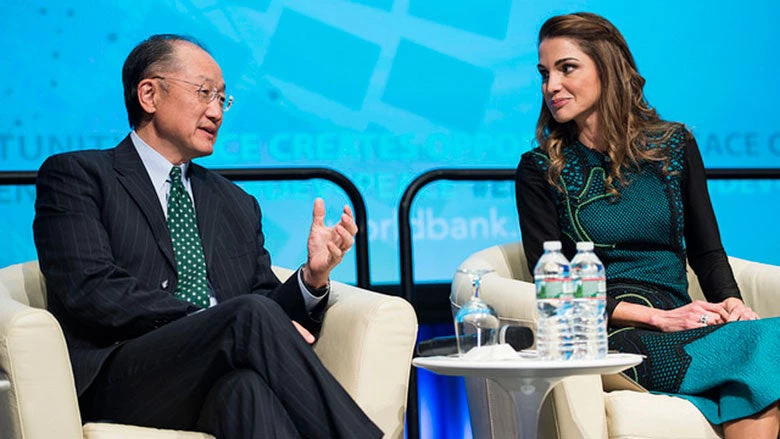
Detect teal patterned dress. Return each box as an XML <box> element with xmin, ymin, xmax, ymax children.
<box><xmin>515</xmin><ymin>126</ymin><xmax>779</xmax><ymax>424</ymax></box>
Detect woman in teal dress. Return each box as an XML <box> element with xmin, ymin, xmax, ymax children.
<box><xmin>515</xmin><ymin>12</ymin><xmax>779</xmax><ymax>438</ymax></box>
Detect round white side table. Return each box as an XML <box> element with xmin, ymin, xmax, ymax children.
<box><xmin>414</xmin><ymin>353</ymin><xmax>643</xmax><ymax>438</ymax></box>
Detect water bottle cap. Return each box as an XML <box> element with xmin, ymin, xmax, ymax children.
<box><xmin>543</xmin><ymin>241</ymin><xmax>562</xmax><ymax>250</ymax></box>
<box><xmin>576</xmin><ymin>241</ymin><xmax>594</xmax><ymax>251</ymax></box>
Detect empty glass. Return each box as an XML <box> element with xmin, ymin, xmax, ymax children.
<box><xmin>454</xmin><ymin>268</ymin><xmax>500</xmax><ymax>356</ymax></box>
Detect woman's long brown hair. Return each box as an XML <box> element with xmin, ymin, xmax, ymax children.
<box><xmin>536</xmin><ymin>12</ymin><xmax>680</xmax><ymax>196</ymax></box>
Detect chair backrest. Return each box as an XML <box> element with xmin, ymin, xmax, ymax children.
<box><xmin>0</xmin><ymin>261</ymin><xmax>47</xmax><ymax>309</ymax></box>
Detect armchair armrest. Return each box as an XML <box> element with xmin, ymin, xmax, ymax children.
<box><xmin>0</xmin><ymin>297</ymin><xmax>83</xmax><ymax>439</ymax></box>
<box><xmin>452</xmin><ymin>272</ymin><xmax>537</xmax><ymax>329</ymax></box>
<box><xmin>687</xmin><ymin>256</ymin><xmax>780</xmax><ymax>318</ymax></box>
<box><xmin>270</xmin><ymin>265</ymin><xmax>418</xmax><ymax>439</ymax></box>
<box><xmin>315</xmin><ymin>281</ymin><xmax>417</xmax><ymax>439</ymax></box>
<box><xmin>451</xmin><ymin>245</ymin><xmax>537</xmax><ymax>329</ymax></box>
<box><xmin>729</xmin><ymin>256</ymin><xmax>780</xmax><ymax>318</ymax></box>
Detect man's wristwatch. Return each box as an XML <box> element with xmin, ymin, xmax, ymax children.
<box><xmin>301</xmin><ymin>265</ymin><xmax>329</xmax><ymax>297</ymax></box>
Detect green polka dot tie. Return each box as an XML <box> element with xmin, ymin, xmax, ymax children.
<box><xmin>167</xmin><ymin>166</ymin><xmax>210</xmax><ymax>308</ymax></box>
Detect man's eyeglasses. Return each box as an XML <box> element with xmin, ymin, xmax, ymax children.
<box><xmin>151</xmin><ymin>76</ymin><xmax>234</xmax><ymax>112</ymax></box>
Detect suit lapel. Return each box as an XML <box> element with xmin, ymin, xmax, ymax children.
<box><xmin>113</xmin><ymin>137</ymin><xmax>176</xmax><ymax>269</ymax></box>
<box><xmin>189</xmin><ymin>163</ymin><xmax>221</xmax><ymax>274</ymax></box>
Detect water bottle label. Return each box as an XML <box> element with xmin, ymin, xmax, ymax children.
<box><xmin>575</xmin><ymin>277</ymin><xmax>606</xmax><ymax>299</ymax></box>
<box><xmin>536</xmin><ymin>278</ymin><xmax>570</xmax><ymax>299</ymax></box>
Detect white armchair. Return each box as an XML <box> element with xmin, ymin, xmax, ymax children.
<box><xmin>451</xmin><ymin>241</ymin><xmax>780</xmax><ymax>439</ymax></box>
<box><xmin>0</xmin><ymin>261</ymin><xmax>417</xmax><ymax>439</ymax></box>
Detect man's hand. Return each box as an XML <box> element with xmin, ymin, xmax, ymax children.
<box><xmin>293</xmin><ymin>321</ymin><xmax>315</xmax><ymax>344</ymax></box>
<box><xmin>303</xmin><ymin>198</ymin><xmax>357</xmax><ymax>288</ymax></box>
<box><xmin>721</xmin><ymin>297</ymin><xmax>759</xmax><ymax>322</ymax></box>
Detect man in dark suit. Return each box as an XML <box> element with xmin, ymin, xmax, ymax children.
<box><xmin>33</xmin><ymin>34</ymin><xmax>382</xmax><ymax>438</ymax></box>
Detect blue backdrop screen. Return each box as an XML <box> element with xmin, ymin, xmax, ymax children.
<box><xmin>2</xmin><ymin>1</ymin><xmax>779</xmax><ymax>281</ymax></box>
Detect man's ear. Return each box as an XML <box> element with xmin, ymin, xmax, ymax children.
<box><xmin>137</xmin><ymin>79</ymin><xmax>158</xmax><ymax>115</ymax></box>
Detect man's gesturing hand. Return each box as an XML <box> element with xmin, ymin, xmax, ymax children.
<box><xmin>303</xmin><ymin>198</ymin><xmax>357</xmax><ymax>288</ymax></box>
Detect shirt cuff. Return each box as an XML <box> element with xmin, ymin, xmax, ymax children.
<box><xmin>297</xmin><ymin>268</ymin><xmax>329</xmax><ymax>313</ymax></box>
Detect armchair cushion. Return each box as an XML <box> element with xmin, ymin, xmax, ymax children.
<box><xmin>605</xmin><ymin>391</ymin><xmax>721</xmax><ymax>439</ymax></box>
<box><xmin>82</xmin><ymin>423</ymin><xmax>213</xmax><ymax>439</ymax></box>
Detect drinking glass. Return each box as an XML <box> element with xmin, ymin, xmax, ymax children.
<box><xmin>454</xmin><ymin>268</ymin><xmax>500</xmax><ymax>356</ymax></box>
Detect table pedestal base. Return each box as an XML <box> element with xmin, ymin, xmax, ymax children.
<box><xmin>464</xmin><ymin>376</ymin><xmax>562</xmax><ymax>439</ymax></box>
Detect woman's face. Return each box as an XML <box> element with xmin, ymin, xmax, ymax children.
<box><xmin>537</xmin><ymin>37</ymin><xmax>601</xmax><ymax>130</ymax></box>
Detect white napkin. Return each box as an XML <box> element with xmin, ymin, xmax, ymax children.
<box><xmin>461</xmin><ymin>343</ymin><xmax>518</xmax><ymax>361</ymax></box>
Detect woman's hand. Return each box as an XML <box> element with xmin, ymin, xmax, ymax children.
<box><xmin>720</xmin><ymin>297</ymin><xmax>760</xmax><ymax>321</ymax></box>
<box><xmin>650</xmin><ymin>300</ymin><xmax>729</xmax><ymax>332</ymax></box>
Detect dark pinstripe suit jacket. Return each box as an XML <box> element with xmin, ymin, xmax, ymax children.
<box><xmin>33</xmin><ymin>136</ymin><xmax>322</xmax><ymax>395</ymax></box>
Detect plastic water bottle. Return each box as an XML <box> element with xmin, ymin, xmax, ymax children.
<box><xmin>534</xmin><ymin>241</ymin><xmax>573</xmax><ymax>360</ymax></box>
<box><xmin>570</xmin><ymin>241</ymin><xmax>607</xmax><ymax>360</ymax></box>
